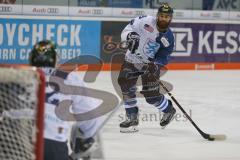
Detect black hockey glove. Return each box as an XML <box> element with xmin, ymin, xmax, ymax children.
<box><xmin>127</xmin><ymin>32</ymin><xmax>140</xmax><ymax>54</ymax></box>
<box><xmin>147</xmin><ymin>62</ymin><xmax>161</xmax><ymax>79</ymax></box>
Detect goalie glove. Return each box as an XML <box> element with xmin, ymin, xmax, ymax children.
<box><xmin>126</xmin><ymin>32</ymin><xmax>140</xmax><ymax>54</ymax></box>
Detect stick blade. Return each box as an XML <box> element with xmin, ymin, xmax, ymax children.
<box><xmin>209</xmin><ymin>134</ymin><xmax>227</xmax><ymax>141</ymax></box>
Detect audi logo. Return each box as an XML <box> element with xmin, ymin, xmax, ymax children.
<box><xmin>47</xmin><ymin>8</ymin><xmax>59</xmax><ymax>14</ymax></box>
<box><xmin>0</xmin><ymin>0</ymin><xmax>16</xmax><ymax>4</ymax></box>
<box><xmin>92</xmin><ymin>9</ymin><xmax>103</xmax><ymax>15</ymax></box>
<box><xmin>213</xmin><ymin>13</ymin><xmax>221</xmax><ymax>18</ymax></box>
<box><xmin>0</xmin><ymin>6</ymin><xmax>12</xmax><ymax>12</ymax></box>
<box><xmin>135</xmin><ymin>11</ymin><xmax>145</xmax><ymax>15</ymax></box>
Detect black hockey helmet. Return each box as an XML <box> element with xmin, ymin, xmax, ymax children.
<box><xmin>157</xmin><ymin>3</ymin><xmax>173</xmax><ymax>16</ymax></box>
<box><xmin>156</xmin><ymin>3</ymin><xmax>173</xmax><ymax>31</ymax></box>
<box><xmin>29</xmin><ymin>40</ymin><xmax>57</xmax><ymax>67</ymax></box>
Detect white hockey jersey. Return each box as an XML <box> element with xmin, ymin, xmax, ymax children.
<box><xmin>121</xmin><ymin>15</ymin><xmax>174</xmax><ymax>66</ymax></box>
<box><xmin>41</xmin><ymin>68</ymin><xmax>104</xmax><ymax>142</ymax></box>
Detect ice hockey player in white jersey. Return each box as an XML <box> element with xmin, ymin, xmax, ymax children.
<box><xmin>118</xmin><ymin>3</ymin><xmax>176</xmax><ymax>133</ymax></box>
<box><xmin>29</xmin><ymin>40</ymin><xmax>104</xmax><ymax>160</ymax></box>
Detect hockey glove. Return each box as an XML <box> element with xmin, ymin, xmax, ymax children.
<box><xmin>127</xmin><ymin>32</ymin><xmax>140</xmax><ymax>54</ymax></box>
<box><xmin>147</xmin><ymin>62</ymin><xmax>161</xmax><ymax>79</ymax></box>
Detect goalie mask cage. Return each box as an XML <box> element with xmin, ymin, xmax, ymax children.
<box><xmin>0</xmin><ymin>66</ymin><xmax>45</xmax><ymax>160</ymax></box>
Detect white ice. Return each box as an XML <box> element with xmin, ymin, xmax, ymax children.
<box><xmin>83</xmin><ymin>70</ymin><xmax>240</xmax><ymax>160</ymax></box>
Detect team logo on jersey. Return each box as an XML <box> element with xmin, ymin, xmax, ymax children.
<box><xmin>161</xmin><ymin>37</ymin><xmax>170</xmax><ymax>47</ymax></box>
<box><xmin>144</xmin><ymin>24</ymin><xmax>154</xmax><ymax>33</ymax></box>
<box><xmin>143</xmin><ymin>39</ymin><xmax>160</xmax><ymax>58</ymax></box>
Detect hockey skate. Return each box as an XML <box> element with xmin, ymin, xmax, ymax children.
<box><xmin>160</xmin><ymin>101</ymin><xmax>176</xmax><ymax>129</ymax></box>
<box><xmin>120</xmin><ymin>112</ymin><xmax>139</xmax><ymax>133</ymax></box>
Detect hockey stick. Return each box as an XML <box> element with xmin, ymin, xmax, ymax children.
<box><xmin>158</xmin><ymin>80</ymin><xmax>226</xmax><ymax>141</ymax></box>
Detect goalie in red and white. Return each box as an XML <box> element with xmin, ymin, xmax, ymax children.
<box><xmin>29</xmin><ymin>40</ymin><xmax>104</xmax><ymax>160</ymax></box>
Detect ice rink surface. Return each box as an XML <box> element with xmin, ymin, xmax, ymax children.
<box><xmin>83</xmin><ymin>70</ymin><xmax>240</xmax><ymax>160</ymax></box>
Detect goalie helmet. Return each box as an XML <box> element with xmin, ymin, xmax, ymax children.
<box><xmin>29</xmin><ymin>40</ymin><xmax>57</xmax><ymax>67</ymax></box>
<box><xmin>156</xmin><ymin>3</ymin><xmax>173</xmax><ymax>31</ymax></box>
